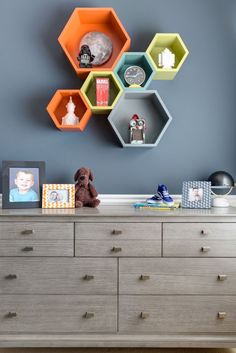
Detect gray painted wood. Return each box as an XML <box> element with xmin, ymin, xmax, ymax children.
<box><xmin>75</xmin><ymin>240</ymin><xmax>161</xmax><ymax>257</ymax></box>
<box><xmin>0</xmin><ymin>258</ymin><xmax>117</xmax><ymax>294</ymax></box>
<box><xmin>120</xmin><ymin>258</ymin><xmax>236</xmax><ymax>295</ymax></box>
<box><xmin>119</xmin><ymin>295</ymin><xmax>236</xmax><ymax>333</ymax></box>
<box><xmin>75</xmin><ymin>222</ymin><xmax>161</xmax><ymax>240</ymax></box>
<box><xmin>0</xmin><ymin>295</ymin><xmax>117</xmax><ymax>333</ymax></box>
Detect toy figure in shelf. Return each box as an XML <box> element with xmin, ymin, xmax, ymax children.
<box><xmin>158</xmin><ymin>48</ymin><xmax>175</xmax><ymax>69</ymax></box>
<box><xmin>74</xmin><ymin>167</ymin><xmax>100</xmax><ymax>208</ymax></box>
<box><xmin>129</xmin><ymin>114</ymin><xmax>146</xmax><ymax>144</ymax></box>
<box><xmin>96</xmin><ymin>78</ymin><xmax>109</xmax><ymax>106</ymax></box>
<box><xmin>79</xmin><ymin>31</ymin><xmax>113</xmax><ymax>66</ymax></box>
<box><xmin>77</xmin><ymin>45</ymin><xmax>95</xmax><ymax>68</ymax></box>
<box><xmin>61</xmin><ymin>96</ymin><xmax>79</xmax><ymax>126</ymax></box>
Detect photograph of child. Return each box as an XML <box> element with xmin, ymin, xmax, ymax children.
<box><xmin>48</xmin><ymin>190</ymin><xmax>69</xmax><ymax>203</ymax></box>
<box><xmin>188</xmin><ymin>187</ymin><xmax>203</xmax><ymax>202</ymax></box>
<box><xmin>9</xmin><ymin>168</ymin><xmax>39</xmax><ymax>202</ymax></box>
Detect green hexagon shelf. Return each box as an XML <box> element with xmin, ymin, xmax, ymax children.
<box><xmin>146</xmin><ymin>33</ymin><xmax>189</xmax><ymax>80</ymax></box>
<box><xmin>81</xmin><ymin>71</ymin><xmax>123</xmax><ymax>114</ymax></box>
<box><xmin>114</xmin><ymin>52</ymin><xmax>155</xmax><ymax>90</ymax></box>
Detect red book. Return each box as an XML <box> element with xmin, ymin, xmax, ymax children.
<box><xmin>96</xmin><ymin>78</ymin><xmax>109</xmax><ymax>106</ymax></box>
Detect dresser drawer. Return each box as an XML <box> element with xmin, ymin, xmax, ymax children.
<box><xmin>119</xmin><ymin>295</ymin><xmax>236</xmax><ymax>333</ymax></box>
<box><xmin>120</xmin><ymin>258</ymin><xmax>236</xmax><ymax>295</ymax></box>
<box><xmin>0</xmin><ymin>258</ymin><xmax>117</xmax><ymax>294</ymax></box>
<box><xmin>75</xmin><ymin>240</ymin><xmax>161</xmax><ymax>257</ymax></box>
<box><xmin>163</xmin><ymin>223</ymin><xmax>236</xmax><ymax>257</ymax></box>
<box><xmin>0</xmin><ymin>239</ymin><xmax>73</xmax><ymax>256</ymax></box>
<box><xmin>0</xmin><ymin>295</ymin><xmax>117</xmax><ymax>333</ymax></box>
<box><xmin>0</xmin><ymin>222</ymin><xmax>74</xmax><ymax>240</ymax></box>
<box><xmin>75</xmin><ymin>223</ymin><xmax>161</xmax><ymax>240</ymax></box>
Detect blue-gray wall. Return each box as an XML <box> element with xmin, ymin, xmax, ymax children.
<box><xmin>0</xmin><ymin>0</ymin><xmax>236</xmax><ymax>194</ymax></box>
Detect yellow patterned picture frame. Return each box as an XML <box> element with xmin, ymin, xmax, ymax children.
<box><xmin>42</xmin><ymin>184</ymin><xmax>75</xmax><ymax>209</ymax></box>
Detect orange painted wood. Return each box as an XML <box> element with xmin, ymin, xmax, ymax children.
<box><xmin>47</xmin><ymin>90</ymin><xmax>92</xmax><ymax>132</ymax></box>
<box><xmin>58</xmin><ymin>8</ymin><xmax>131</xmax><ymax>79</ymax></box>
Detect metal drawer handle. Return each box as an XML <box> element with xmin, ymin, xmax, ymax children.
<box><xmin>5</xmin><ymin>312</ymin><xmax>17</xmax><ymax>319</ymax></box>
<box><xmin>22</xmin><ymin>246</ymin><xmax>34</xmax><ymax>252</ymax></box>
<box><xmin>83</xmin><ymin>275</ymin><xmax>94</xmax><ymax>281</ymax></box>
<box><xmin>111</xmin><ymin>247</ymin><xmax>122</xmax><ymax>253</ymax></box>
<box><xmin>201</xmin><ymin>246</ymin><xmax>210</xmax><ymax>253</ymax></box>
<box><xmin>84</xmin><ymin>312</ymin><xmax>94</xmax><ymax>319</ymax></box>
<box><xmin>201</xmin><ymin>230</ymin><xmax>208</xmax><ymax>236</ymax></box>
<box><xmin>111</xmin><ymin>230</ymin><xmax>122</xmax><ymax>235</ymax></box>
<box><xmin>218</xmin><ymin>274</ymin><xmax>228</xmax><ymax>281</ymax></box>
<box><xmin>140</xmin><ymin>275</ymin><xmax>150</xmax><ymax>281</ymax></box>
<box><xmin>140</xmin><ymin>312</ymin><xmax>149</xmax><ymax>319</ymax></box>
<box><xmin>218</xmin><ymin>312</ymin><xmax>227</xmax><ymax>319</ymax></box>
<box><xmin>5</xmin><ymin>274</ymin><xmax>17</xmax><ymax>280</ymax></box>
<box><xmin>21</xmin><ymin>229</ymin><xmax>34</xmax><ymax>235</ymax></box>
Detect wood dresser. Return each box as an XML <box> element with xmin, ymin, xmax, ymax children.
<box><xmin>1</xmin><ymin>205</ymin><xmax>236</xmax><ymax>348</ymax></box>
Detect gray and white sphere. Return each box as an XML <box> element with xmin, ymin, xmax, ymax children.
<box><xmin>80</xmin><ymin>31</ymin><xmax>113</xmax><ymax>66</ymax></box>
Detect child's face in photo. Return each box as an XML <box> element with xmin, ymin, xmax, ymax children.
<box><xmin>15</xmin><ymin>172</ymin><xmax>34</xmax><ymax>192</ymax></box>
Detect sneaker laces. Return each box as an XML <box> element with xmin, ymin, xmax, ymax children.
<box><xmin>162</xmin><ymin>190</ymin><xmax>170</xmax><ymax>197</ymax></box>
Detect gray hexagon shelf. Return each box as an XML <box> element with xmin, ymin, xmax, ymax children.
<box><xmin>108</xmin><ymin>90</ymin><xmax>172</xmax><ymax>148</ymax></box>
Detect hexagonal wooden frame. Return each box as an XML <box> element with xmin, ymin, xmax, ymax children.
<box><xmin>47</xmin><ymin>90</ymin><xmax>92</xmax><ymax>131</ymax></box>
<box><xmin>108</xmin><ymin>90</ymin><xmax>172</xmax><ymax>147</ymax></box>
<box><xmin>58</xmin><ymin>8</ymin><xmax>131</xmax><ymax>79</ymax></box>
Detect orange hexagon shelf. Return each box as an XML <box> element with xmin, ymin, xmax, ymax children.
<box><xmin>47</xmin><ymin>90</ymin><xmax>92</xmax><ymax>131</ymax></box>
<box><xmin>58</xmin><ymin>8</ymin><xmax>131</xmax><ymax>79</ymax></box>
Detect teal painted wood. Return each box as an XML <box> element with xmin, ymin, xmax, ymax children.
<box><xmin>114</xmin><ymin>52</ymin><xmax>155</xmax><ymax>90</ymax></box>
<box><xmin>108</xmin><ymin>90</ymin><xmax>172</xmax><ymax>148</ymax></box>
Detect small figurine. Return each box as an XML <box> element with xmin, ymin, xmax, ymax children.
<box><xmin>158</xmin><ymin>48</ymin><xmax>175</xmax><ymax>69</ymax></box>
<box><xmin>129</xmin><ymin>114</ymin><xmax>146</xmax><ymax>144</ymax></box>
<box><xmin>74</xmin><ymin>167</ymin><xmax>100</xmax><ymax>208</ymax></box>
<box><xmin>77</xmin><ymin>44</ymin><xmax>95</xmax><ymax>68</ymax></box>
<box><xmin>62</xmin><ymin>96</ymin><xmax>79</xmax><ymax>126</ymax></box>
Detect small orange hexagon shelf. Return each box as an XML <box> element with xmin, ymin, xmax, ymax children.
<box><xmin>58</xmin><ymin>8</ymin><xmax>131</xmax><ymax>79</ymax></box>
<box><xmin>47</xmin><ymin>90</ymin><xmax>92</xmax><ymax>132</ymax></box>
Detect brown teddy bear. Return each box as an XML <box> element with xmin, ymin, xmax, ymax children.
<box><xmin>74</xmin><ymin>167</ymin><xmax>100</xmax><ymax>208</ymax></box>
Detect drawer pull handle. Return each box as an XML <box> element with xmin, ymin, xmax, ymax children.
<box><xmin>218</xmin><ymin>312</ymin><xmax>227</xmax><ymax>319</ymax></box>
<box><xmin>5</xmin><ymin>312</ymin><xmax>17</xmax><ymax>319</ymax></box>
<box><xmin>111</xmin><ymin>247</ymin><xmax>122</xmax><ymax>253</ymax></box>
<box><xmin>112</xmin><ymin>230</ymin><xmax>122</xmax><ymax>235</ymax></box>
<box><xmin>218</xmin><ymin>274</ymin><xmax>228</xmax><ymax>281</ymax></box>
<box><xmin>22</xmin><ymin>246</ymin><xmax>34</xmax><ymax>252</ymax></box>
<box><xmin>140</xmin><ymin>275</ymin><xmax>150</xmax><ymax>281</ymax></box>
<box><xmin>140</xmin><ymin>312</ymin><xmax>149</xmax><ymax>319</ymax></box>
<box><xmin>83</xmin><ymin>275</ymin><xmax>94</xmax><ymax>281</ymax></box>
<box><xmin>84</xmin><ymin>312</ymin><xmax>94</xmax><ymax>319</ymax></box>
<box><xmin>21</xmin><ymin>229</ymin><xmax>34</xmax><ymax>235</ymax></box>
<box><xmin>201</xmin><ymin>230</ymin><xmax>208</xmax><ymax>235</ymax></box>
<box><xmin>5</xmin><ymin>274</ymin><xmax>17</xmax><ymax>280</ymax></box>
<box><xmin>201</xmin><ymin>246</ymin><xmax>210</xmax><ymax>253</ymax></box>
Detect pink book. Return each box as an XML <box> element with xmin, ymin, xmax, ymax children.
<box><xmin>96</xmin><ymin>78</ymin><xmax>109</xmax><ymax>106</ymax></box>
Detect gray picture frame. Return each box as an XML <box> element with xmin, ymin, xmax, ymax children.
<box><xmin>2</xmin><ymin>160</ymin><xmax>45</xmax><ymax>209</ymax></box>
<box><xmin>182</xmin><ymin>181</ymin><xmax>211</xmax><ymax>209</ymax></box>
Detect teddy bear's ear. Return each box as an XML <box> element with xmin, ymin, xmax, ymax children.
<box><xmin>89</xmin><ymin>169</ymin><xmax>94</xmax><ymax>181</ymax></box>
<box><xmin>74</xmin><ymin>169</ymin><xmax>80</xmax><ymax>181</ymax></box>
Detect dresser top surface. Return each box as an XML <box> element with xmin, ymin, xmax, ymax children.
<box><xmin>0</xmin><ymin>205</ymin><xmax>236</xmax><ymax>219</ymax></box>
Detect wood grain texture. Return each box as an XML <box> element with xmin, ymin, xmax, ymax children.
<box><xmin>0</xmin><ymin>222</ymin><xmax>74</xmax><ymax>240</ymax></box>
<box><xmin>0</xmin><ymin>258</ymin><xmax>117</xmax><ymax>294</ymax></box>
<box><xmin>75</xmin><ymin>222</ymin><xmax>161</xmax><ymax>240</ymax></box>
<box><xmin>75</xmin><ymin>240</ymin><xmax>161</xmax><ymax>257</ymax></box>
<box><xmin>119</xmin><ymin>258</ymin><xmax>236</xmax><ymax>295</ymax></box>
<box><xmin>0</xmin><ymin>295</ymin><xmax>117</xmax><ymax>333</ymax></box>
<box><xmin>119</xmin><ymin>295</ymin><xmax>236</xmax><ymax>333</ymax></box>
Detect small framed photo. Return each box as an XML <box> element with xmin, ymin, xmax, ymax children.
<box><xmin>2</xmin><ymin>161</ymin><xmax>45</xmax><ymax>209</ymax></box>
<box><xmin>182</xmin><ymin>181</ymin><xmax>211</xmax><ymax>209</ymax></box>
<box><xmin>42</xmin><ymin>184</ymin><xmax>75</xmax><ymax>209</ymax></box>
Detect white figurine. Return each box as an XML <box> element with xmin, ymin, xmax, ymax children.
<box><xmin>158</xmin><ymin>48</ymin><xmax>175</xmax><ymax>69</ymax></box>
<box><xmin>62</xmin><ymin>96</ymin><xmax>79</xmax><ymax>126</ymax></box>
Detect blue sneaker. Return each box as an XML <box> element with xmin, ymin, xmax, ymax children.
<box><xmin>146</xmin><ymin>192</ymin><xmax>163</xmax><ymax>204</ymax></box>
<box><xmin>158</xmin><ymin>184</ymin><xmax>174</xmax><ymax>206</ymax></box>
